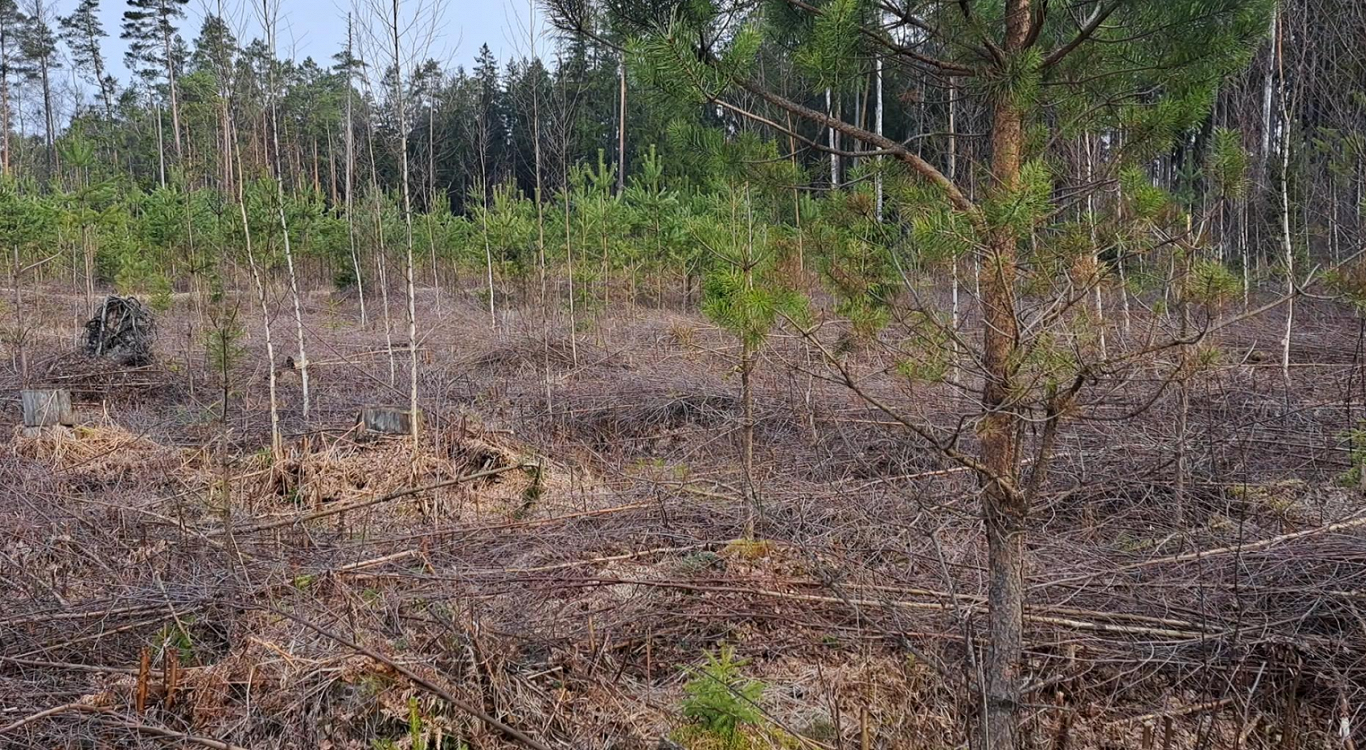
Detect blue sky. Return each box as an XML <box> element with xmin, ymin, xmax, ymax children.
<box><xmin>87</xmin><ymin>0</ymin><xmax>546</xmax><ymax>86</ymax></box>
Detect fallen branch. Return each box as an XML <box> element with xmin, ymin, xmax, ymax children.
<box><xmin>0</xmin><ymin>656</ymin><xmax>141</xmax><ymax>676</ymax></box>
<box><xmin>0</xmin><ymin>603</ymin><xmax>162</xmax><ymax>628</ymax></box>
<box><xmin>1039</xmin><ymin>512</ymin><xmax>1366</xmax><ymax>590</ymax></box>
<box><xmin>0</xmin><ymin>702</ymin><xmax>108</xmax><ymax>734</ymax></box>
<box><xmin>542</xmin><ymin>578</ymin><xmax>1213</xmax><ymax>639</ymax></box>
<box><xmin>224</xmin><ymin>463</ymin><xmax>528</xmax><ymax>536</ymax></box>
<box><xmin>1103</xmin><ymin>698</ymin><xmax>1235</xmax><ymax>726</ymax></box>
<box><xmin>265</xmin><ymin>606</ymin><xmax>554</xmax><ymax>750</ymax></box>
<box><xmin>118</xmin><ymin>719</ymin><xmax>249</xmax><ymax>749</ymax></box>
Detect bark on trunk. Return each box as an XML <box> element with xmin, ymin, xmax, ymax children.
<box><xmin>979</xmin><ymin>4</ymin><xmax>1031</xmax><ymax>748</ymax></box>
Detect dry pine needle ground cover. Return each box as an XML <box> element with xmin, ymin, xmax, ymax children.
<box><xmin>2</xmin><ymin>287</ymin><xmax>1365</xmax><ymax>749</ymax></box>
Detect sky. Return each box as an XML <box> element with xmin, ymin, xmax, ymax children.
<box><xmin>84</xmin><ymin>0</ymin><xmax>548</xmax><ymax>91</ymax></box>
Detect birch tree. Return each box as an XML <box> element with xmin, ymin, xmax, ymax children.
<box><xmin>257</xmin><ymin>0</ymin><xmax>311</xmax><ymax>419</ymax></box>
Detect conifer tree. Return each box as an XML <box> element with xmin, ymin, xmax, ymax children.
<box><xmin>190</xmin><ymin>12</ymin><xmax>238</xmax><ymax>194</ymax></box>
<box><xmin>335</xmin><ymin>15</ymin><xmax>367</xmax><ymax>326</ymax></box>
<box><xmin>19</xmin><ymin>0</ymin><xmax>58</xmax><ymax>174</ymax></box>
<box><xmin>556</xmin><ymin>1</ymin><xmax>1278</xmax><ymax>746</ymax></box>
<box><xmin>121</xmin><ymin>0</ymin><xmax>189</xmax><ymax>161</ymax></box>
<box><xmin>59</xmin><ymin>0</ymin><xmax>116</xmax><ymax>119</ymax></box>
<box><xmin>0</xmin><ymin>0</ymin><xmax>21</xmax><ymax>175</ymax></box>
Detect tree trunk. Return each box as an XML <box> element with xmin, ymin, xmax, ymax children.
<box><xmin>979</xmin><ymin>5</ymin><xmax>1030</xmax><ymax>749</ymax></box>
<box><xmin>0</xmin><ymin>27</ymin><xmax>10</xmax><ymax>176</ymax></box>
<box><xmin>530</xmin><ymin>10</ymin><xmax>551</xmax><ymax>416</ymax></box>
<box><xmin>1258</xmin><ymin>8</ymin><xmax>1277</xmax><ymax>183</ymax></box>
<box><xmin>826</xmin><ymin>88</ymin><xmax>838</xmax><ymax>187</ymax></box>
<box><xmin>563</xmin><ymin>152</ymin><xmax>578</xmax><ymax>365</ymax></box>
<box><xmin>617</xmin><ymin>56</ymin><xmax>627</xmax><ymax>194</ymax></box>
<box><xmin>948</xmin><ymin>78</ymin><xmax>961</xmax><ymax>384</ymax></box>
<box><xmin>874</xmin><ymin>58</ymin><xmax>883</xmax><ymax>221</ymax></box>
<box><xmin>344</xmin><ymin>16</ymin><xmax>366</xmax><ymax>328</ymax></box>
<box><xmin>154</xmin><ymin>103</ymin><xmax>166</xmax><ymax>188</ymax></box>
<box><xmin>38</xmin><ymin>54</ymin><xmax>54</xmax><ymax>175</ymax></box>
<box><xmin>230</xmin><ymin>111</ymin><xmax>281</xmax><ymax>457</ymax></box>
<box><xmin>390</xmin><ymin>0</ymin><xmax>422</xmax><ymax>450</ymax></box>
<box><xmin>367</xmin><ymin>130</ymin><xmax>397</xmax><ymax>386</ymax></box>
<box><xmin>262</xmin><ymin>0</ymin><xmax>310</xmax><ymax>419</ymax></box>
<box><xmin>162</xmin><ymin>20</ymin><xmax>183</xmax><ymax>159</ymax></box>
<box><xmin>1276</xmin><ymin>1</ymin><xmax>1293</xmax><ymax>384</ymax></box>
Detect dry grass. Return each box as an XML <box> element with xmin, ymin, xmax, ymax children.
<box><xmin>1</xmin><ymin>288</ymin><xmax>1364</xmax><ymax>749</ymax></box>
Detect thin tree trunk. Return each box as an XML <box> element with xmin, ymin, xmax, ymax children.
<box><xmin>617</xmin><ymin>56</ymin><xmax>626</xmax><ymax>193</ymax></box>
<box><xmin>230</xmin><ymin>109</ymin><xmax>281</xmax><ymax>457</ymax></box>
<box><xmin>740</xmin><ymin>188</ymin><xmax>757</xmax><ymax>534</ymax></box>
<box><xmin>948</xmin><ymin>77</ymin><xmax>961</xmax><ymax>383</ymax></box>
<box><xmin>37</xmin><ymin>44</ymin><xmax>54</xmax><ymax>174</ymax></box>
<box><xmin>162</xmin><ymin>19</ymin><xmax>183</xmax><ymax>159</ymax></box>
<box><xmin>360</xmin><ymin>73</ymin><xmax>397</xmax><ymax>385</ymax></box>
<box><xmin>563</xmin><ymin>152</ymin><xmax>578</xmax><ymax>365</ymax></box>
<box><xmin>1175</xmin><ymin>251</ymin><xmax>1192</xmax><ymax>526</ymax></box>
<box><xmin>530</xmin><ymin>8</ymin><xmax>551</xmax><ymax>417</ymax></box>
<box><xmin>154</xmin><ymin>103</ymin><xmax>166</xmax><ymax>188</ymax></box>
<box><xmin>0</xmin><ymin>28</ymin><xmax>10</xmax><ymax>177</ymax></box>
<box><xmin>979</xmin><ymin>4</ymin><xmax>1031</xmax><ymax>748</ymax></box>
<box><xmin>1242</xmin><ymin>196</ymin><xmax>1251</xmax><ymax>309</ymax></box>
<box><xmin>1276</xmin><ymin>2</ymin><xmax>1293</xmax><ymax>384</ymax></box>
<box><xmin>1259</xmin><ymin>8</ymin><xmax>1277</xmax><ymax>182</ymax></box>
<box><xmin>261</xmin><ymin>0</ymin><xmax>310</xmax><ymax>419</ymax></box>
<box><xmin>874</xmin><ymin>58</ymin><xmax>883</xmax><ymax>221</ymax></box>
<box><xmin>344</xmin><ymin>17</ymin><xmax>366</xmax><ymax>327</ymax></box>
<box><xmin>427</xmin><ymin>90</ymin><xmax>441</xmax><ymax>312</ymax></box>
<box><xmin>826</xmin><ymin>88</ymin><xmax>838</xmax><ymax>187</ymax></box>
<box><xmin>481</xmin><ymin>179</ymin><xmax>496</xmax><ymax>327</ymax></box>
<box><xmin>389</xmin><ymin>0</ymin><xmax>422</xmax><ymax>450</ymax></box>
<box><xmin>1085</xmin><ymin>133</ymin><xmax>1106</xmax><ymax>359</ymax></box>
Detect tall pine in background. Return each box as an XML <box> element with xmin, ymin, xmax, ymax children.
<box><xmin>60</xmin><ymin>0</ymin><xmax>115</xmax><ymax>119</ymax></box>
<box><xmin>121</xmin><ymin>0</ymin><xmax>189</xmax><ymax>166</ymax></box>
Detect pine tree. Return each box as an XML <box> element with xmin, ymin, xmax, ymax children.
<box><xmin>334</xmin><ymin>15</ymin><xmax>366</xmax><ymax>326</ymax></box>
<box><xmin>18</xmin><ymin>0</ymin><xmax>58</xmax><ymax>174</ymax></box>
<box><xmin>567</xmin><ymin>1</ymin><xmax>1278</xmax><ymax>746</ymax></box>
<box><xmin>121</xmin><ymin>0</ymin><xmax>189</xmax><ymax>161</ymax></box>
<box><xmin>59</xmin><ymin>0</ymin><xmax>115</xmax><ymax>119</ymax></box>
<box><xmin>0</xmin><ymin>0</ymin><xmax>22</xmax><ymax>175</ymax></box>
<box><xmin>190</xmin><ymin>12</ymin><xmax>238</xmax><ymax>194</ymax></box>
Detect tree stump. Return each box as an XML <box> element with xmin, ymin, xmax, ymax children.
<box><xmin>21</xmin><ymin>389</ymin><xmax>74</xmax><ymax>435</ymax></box>
<box><xmin>356</xmin><ymin>406</ymin><xmax>419</xmax><ymax>438</ymax></box>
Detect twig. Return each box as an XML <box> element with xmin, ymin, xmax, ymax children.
<box><xmin>117</xmin><ymin>719</ymin><xmax>250</xmax><ymax>749</ymax></box>
<box><xmin>223</xmin><ymin>463</ymin><xmax>527</xmax><ymax>536</ymax></box>
<box><xmin>264</xmin><ymin>606</ymin><xmax>554</xmax><ymax>750</ymax></box>
<box><xmin>1040</xmin><ymin>512</ymin><xmax>1366</xmax><ymax>589</ymax></box>
<box><xmin>0</xmin><ymin>702</ymin><xmax>107</xmax><ymax>734</ymax></box>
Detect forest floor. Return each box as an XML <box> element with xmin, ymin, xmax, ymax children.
<box><xmin>2</xmin><ymin>285</ymin><xmax>1365</xmax><ymax>749</ymax></box>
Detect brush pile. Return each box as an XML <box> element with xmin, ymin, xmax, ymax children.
<box><xmin>83</xmin><ymin>295</ymin><xmax>156</xmax><ymax>365</ymax></box>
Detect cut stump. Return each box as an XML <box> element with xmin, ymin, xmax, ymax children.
<box><xmin>357</xmin><ymin>407</ymin><xmax>419</xmax><ymax>438</ymax></box>
<box><xmin>21</xmin><ymin>389</ymin><xmax>74</xmax><ymax>435</ymax></box>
